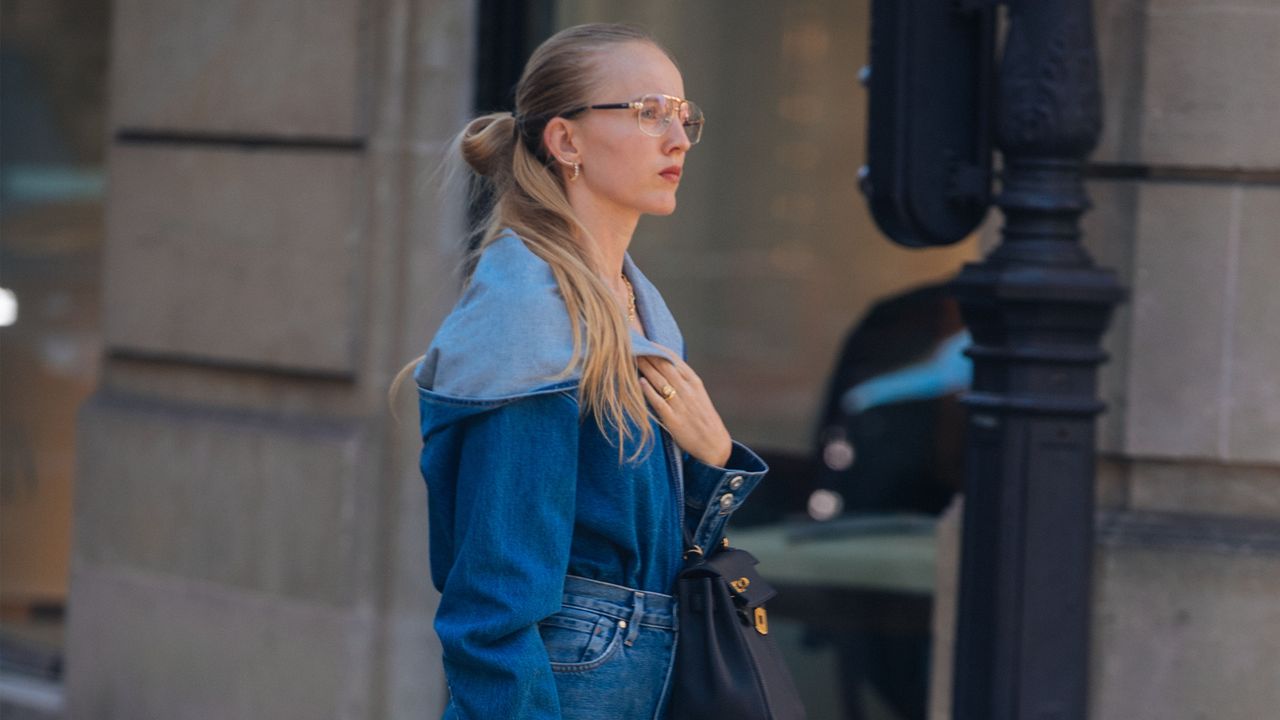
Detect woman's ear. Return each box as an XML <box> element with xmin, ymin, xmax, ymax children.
<box><xmin>543</xmin><ymin>117</ymin><xmax>582</xmax><ymax>166</ymax></box>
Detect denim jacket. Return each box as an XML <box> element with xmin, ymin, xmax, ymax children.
<box><xmin>414</xmin><ymin>232</ymin><xmax>768</xmax><ymax>719</ymax></box>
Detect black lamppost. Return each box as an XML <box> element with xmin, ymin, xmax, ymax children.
<box><xmin>948</xmin><ymin>0</ymin><xmax>1128</xmax><ymax>715</ymax></box>
<box><xmin>863</xmin><ymin>1</ymin><xmax>1126</xmax><ymax>718</ymax></box>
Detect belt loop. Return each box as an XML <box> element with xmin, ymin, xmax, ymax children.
<box><xmin>624</xmin><ymin>591</ymin><xmax>644</xmax><ymax>646</ymax></box>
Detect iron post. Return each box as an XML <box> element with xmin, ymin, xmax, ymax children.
<box><xmin>948</xmin><ymin>0</ymin><xmax>1126</xmax><ymax>718</ymax></box>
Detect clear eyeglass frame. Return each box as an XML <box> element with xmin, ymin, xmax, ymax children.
<box><xmin>563</xmin><ymin>93</ymin><xmax>705</xmax><ymax>145</ymax></box>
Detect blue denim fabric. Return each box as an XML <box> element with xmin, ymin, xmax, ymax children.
<box><xmin>415</xmin><ymin>232</ymin><xmax>768</xmax><ymax>719</ymax></box>
<box><xmin>539</xmin><ymin>575</ymin><xmax>678</xmax><ymax>720</ymax></box>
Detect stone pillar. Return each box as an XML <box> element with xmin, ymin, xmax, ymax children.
<box><xmin>65</xmin><ymin>1</ymin><xmax>474</xmax><ymax>718</ymax></box>
<box><xmin>1083</xmin><ymin>1</ymin><xmax>1280</xmax><ymax>717</ymax></box>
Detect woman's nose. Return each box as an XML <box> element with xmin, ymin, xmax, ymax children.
<box><xmin>665</xmin><ymin>120</ymin><xmax>692</xmax><ymax>151</ymax></box>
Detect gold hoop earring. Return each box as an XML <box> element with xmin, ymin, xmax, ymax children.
<box><xmin>557</xmin><ymin>158</ymin><xmax>581</xmax><ymax>181</ymax></box>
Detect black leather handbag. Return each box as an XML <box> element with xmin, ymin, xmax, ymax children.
<box><xmin>671</xmin><ymin>541</ymin><xmax>807</xmax><ymax>719</ymax></box>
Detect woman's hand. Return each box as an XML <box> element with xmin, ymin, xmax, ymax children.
<box><xmin>637</xmin><ymin>345</ymin><xmax>733</xmax><ymax>467</ymax></box>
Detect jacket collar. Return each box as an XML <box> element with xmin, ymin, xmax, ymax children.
<box><xmin>622</xmin><ymin>245</ymin><xmax>684</xmax><ymax>361</ymax></box>
<box><xmin>415</xmin><ymin>229</ymin><xmax>685</xmax><ymax>407</ymax></box>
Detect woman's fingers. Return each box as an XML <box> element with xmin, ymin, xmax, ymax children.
<box><xmin>637</xmin><ymin>352</ymin><xmax>732</xmax><ymax>466</ymax></box>
<box><xmin>647</xmin><ymin>346</ymin><xmax>701</xmax><ymax>388</ymax></box>
<box><xmin>639</xmin><ymin>375</ymin><xmax>666</xmax><ymax>414</ymax></box>
<box><xmin>638</xmin><ymin>356</ymin><xmax>682</xmax><ymax>403</ymax></box>
<box><xmin>640</xmin><ymin>375</ymin><xmax>682</xmax><ymax>435</ymax></box>
<box><xmin>671</xmin><ymin>357</ymin><xmax>701</xmax><ymax>387</ymax></box>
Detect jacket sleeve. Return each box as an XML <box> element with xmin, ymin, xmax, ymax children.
<box><xmin>434</xmin><ymin>391</ymin><xmax>579</xmax><ymax>720</ymax></box>
<box><xmin>681</xmin><ymin>440</ymin><xmax>769</xmax><ymax>552</ymax></box>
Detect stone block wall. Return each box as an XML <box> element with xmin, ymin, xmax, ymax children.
<box><xmin>66</xmin><ymin>1</ymin><xmax>474</xmax><ymax>718</ymax></box>
<box><xmin>1088</xmin><ymin>7</ymin><xmax>1280</xmax><ymax>702</ymax></box>
<box><xmin>1088</xmin><ymin>5</ymin><xmax>1280</xmax><ymax>685</ymax></box>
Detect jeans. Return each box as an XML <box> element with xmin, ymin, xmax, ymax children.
<box><xmin>541</xmin><ymin>575</ymin><xmax>678</xmax><ymax>720</ymax></box>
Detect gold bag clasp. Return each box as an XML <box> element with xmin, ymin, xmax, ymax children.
<box><xmin>730</xmin><ymin>577</ymin><xmax>751</xmax><ymax>593</ymax></box>
<box><xmin>754</xmin><ymin>607</ymin><xmax>769</xmax><ymax>635</ymax></box>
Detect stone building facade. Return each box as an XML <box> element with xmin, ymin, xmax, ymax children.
<box><xmin>66</xmin><ymin>1</ymin><xmax>474</xmax><ymax>716</ymax></box>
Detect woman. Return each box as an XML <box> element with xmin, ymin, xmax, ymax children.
<box><xmin>402</xmin><ymin>23</ymin><xmax>769</xmax><ymax>720</ymax></box>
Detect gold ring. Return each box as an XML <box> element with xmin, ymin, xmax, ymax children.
<box><xmin>660</xmin><ymin>384</ymin><xmax>677</xmax><ymax>400</ymax></box>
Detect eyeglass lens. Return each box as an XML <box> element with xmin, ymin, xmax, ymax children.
<box><xmin>638</xmin><ymin>94</ymin><xmax>704</xmax><ymax>145</ymax></box>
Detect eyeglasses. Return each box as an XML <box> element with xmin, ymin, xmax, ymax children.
<box><xmin>563</xmin><ymin>93</ymin><xmax>705</xmax><ymax>145</ymax></box>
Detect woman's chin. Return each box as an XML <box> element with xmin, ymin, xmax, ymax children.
<box><xmin>644</xmin><ymin>196</ymin><xmax>678</xmax><ymax>216</ymax></box>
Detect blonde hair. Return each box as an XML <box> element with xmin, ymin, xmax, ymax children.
<box><xmin>391</xmin><ymin>23</ymin><xmax>675</xmax><ymax>462</ymax></box>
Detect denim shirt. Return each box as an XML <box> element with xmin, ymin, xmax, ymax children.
<box><xmin>414</xmin><ymin>232</ymin><xmax>768</xmax><ymax>719</ymax></box>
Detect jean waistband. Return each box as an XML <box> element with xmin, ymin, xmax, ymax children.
<box><xmin>561</xmin><ymin>575</ymin><xmax>676</xmax><ymax>630</ymax></box>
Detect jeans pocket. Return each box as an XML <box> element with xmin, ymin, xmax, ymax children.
<box><xmin>538</xmin><ymin>604</ymin><xmax>624</xmax><ymax>672</ymax></box>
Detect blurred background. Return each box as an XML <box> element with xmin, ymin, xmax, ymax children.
<box><xmin>2</xmin><ymin>0</ymin><xmax>1278</xmax><ymax>719</ymax></box>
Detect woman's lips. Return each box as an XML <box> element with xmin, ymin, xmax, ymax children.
<box><xmin>660</xmin><ymin>167</ymin><xmax>682</xmax><ymax>182</ymax></box>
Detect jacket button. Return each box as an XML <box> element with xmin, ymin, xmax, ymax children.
<box><xmin>719</xmin><ymin>493</ymin><xmax>735</xmax><ymax>509</ymax></box>
<box><xmin>618</xmin><ymin>620</ymin><xmax>628</xmax><ymax>629</ymax></box>
<box><xmin>729</xmin><ymin>475</ymin><xmax>745</xmax><ymax>490</ymax></box>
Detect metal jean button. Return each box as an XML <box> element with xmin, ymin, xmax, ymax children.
<box><xmin>719</xmin><ymin>492</ymin><xmax>735</xmax><ymax>509</ymax></box>
<box><xmin>729</xmin><ymin>475</ymin><xmax>745</xmax><ymax>490</ymax></box>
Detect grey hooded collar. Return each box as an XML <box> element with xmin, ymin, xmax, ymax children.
<box><xmin>414</xmin><ymin>230</ymin><xmax>685</xmax><ymax>400</ymax></box>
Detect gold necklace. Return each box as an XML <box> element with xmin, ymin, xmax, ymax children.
<box><xmin>620</xmin><ymin>272</ymin><xmax>637</xmax><ymax>322</ymax></box>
